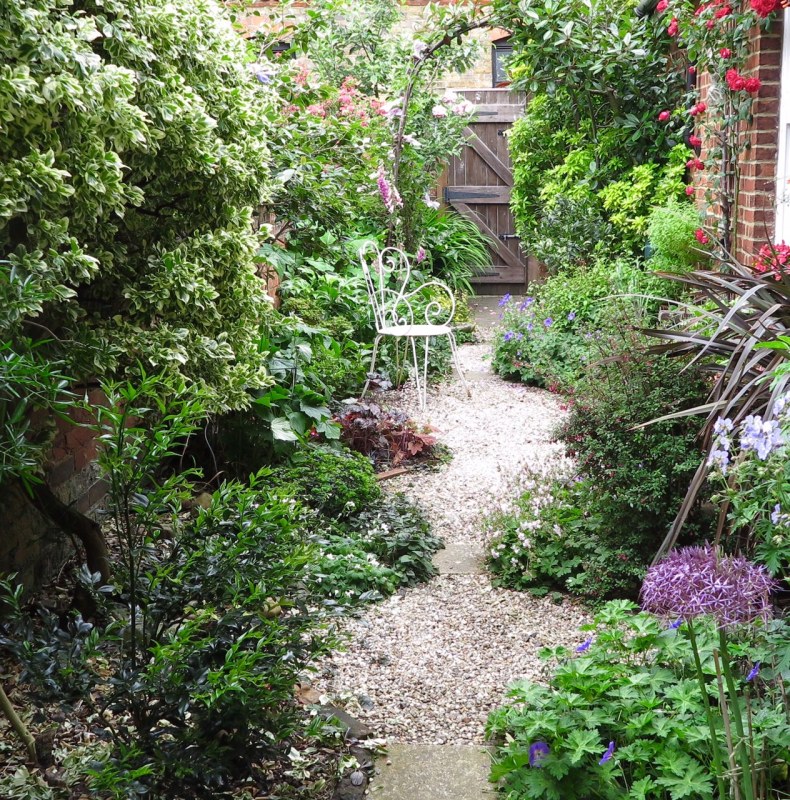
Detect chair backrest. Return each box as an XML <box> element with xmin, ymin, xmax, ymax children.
<box><xmin>358</xmin><ymin>243</ymin><xmax>414</xmax><ymax>331</ymax></box>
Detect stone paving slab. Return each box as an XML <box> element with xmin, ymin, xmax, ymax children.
<box><xmin>370</xmin><ymin>744</ymin><xmax>494</xmax><ymax>799</ymax></box>
<box><xmin>433</xmin><ymin>543</ymin><xmax>486</xmax><ymax>574</ymax></box>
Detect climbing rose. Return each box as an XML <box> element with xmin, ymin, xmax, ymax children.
<box><xmin>745</xmin><ymin>77</ymin><xmax>762</xmax><ymax>93</ymax></box>
<box><xmin>641</xmin><ymin>544</ymin><xmax>775</xmax><ymax>626</ymax></box>
<box><xmin>658</xmin><ymin>110</ymin><xmax>671</xmax><ymax>122</ymax></box>
<box><xmin>726</xmin><ymin>68</ymin><xmax>747</xmax><ymax>91</ymax></box>
<box><xmin>687</xmin><ymin>157</ymin><xmax>705</xmax><ymax>171</ymax></box>
<box><xmin>657</xmin><ymin>0</ymin><xmax>669</xmax><ymax>9</ymax></box>
<box><xmin>695</xmin><ymin>228</ymin><xmax>709</xmax><ymax>244</ymax></box>
<box><xmin>685</xmin><ymin>185</ymin><xmax>695</xmax><ymax>196</ymax></box>
<box><xmin>720</xmin><ymin>47</ymin><xmax>732</xmax><ymax>58</ymax></box>
<box><xmin>689</xmin><ymin>65</ymin><xmax>697</xmax><ymax>75</ymax></box>
<box><xmin>689</xmin><ymin>134</ymin><xmax>702</xmax><ymax>148</ymax></box>
<box><xmin>667</xmin><ymin>16</ymin><xmax>679</xmax><ymax>35</ymax></box>
<box><xmin>715</xmin><ymin>5</ymin><xmax>732</xmax><ymax>18</ymax></box>
<box><xmin>751</xmin><ymin>0</ymin><xmax>780</xmax><ymax>16</ymax></box>
<box><xmin>690</xmin><ymin>101</ymin><xmax>707</xmax><ymax>116</ymax></box>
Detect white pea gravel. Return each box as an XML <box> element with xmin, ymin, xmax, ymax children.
<box><xmin>315</xmin><ymin>314</ymin><xmax>590</xmax><ymax>744</ymax></box>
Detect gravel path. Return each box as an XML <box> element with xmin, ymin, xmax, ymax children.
<box><xmin>314</xmin><ymin>310</ymin><xmax>589</xmax><ymax>744</ymax></box>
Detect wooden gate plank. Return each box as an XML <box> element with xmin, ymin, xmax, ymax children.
<box><xmin>462</xmin><ymin>127</ymin><xmax>513</xmax><ymax>185</ymax></box>
<box><xmin>445</xmin><ymin>186</ymin><xmax>510</xmax><ymax>204</ymax></box>
<box><xmin>451</xmin><ymin>202</ymin><xmax>523</xmax><ymax>271</ymax></box>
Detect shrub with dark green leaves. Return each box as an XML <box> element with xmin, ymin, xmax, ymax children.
<box><xmin>274</xmin><ymin>447</ymin><xmax>382</xmax><ymax>519</ymax></box>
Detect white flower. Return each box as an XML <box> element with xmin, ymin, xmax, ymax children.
<box><xmin>452</xmin><ymin>99</ymin><xmax>475</xmax><ymax>115</ymax></box>
<box><xmin>441</xmin><ymin>89</ymin><xmax>459</xmax><ymax>105</ymax></box>
<box><xmin>402</xmin><ymin>134</ymin><xmax>422</xmax><ymax>148</ymax></box>
<box><xmin>423</xmin><ymin>192</ymin><xmax>440</xmax><ymax>210</ymax></box>
<box><xmin>431</xmin><ymin>105</ymin><xmax>448</xmax><ymax>118</ymax></box>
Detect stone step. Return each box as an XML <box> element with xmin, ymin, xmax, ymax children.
<box><xmin>369</xmin><ymin>743</ymin><xmax>494</xmax><ymax>800</ymax></box>
<box><xmin>433</xmin><ymin>543</ymin><xmax>487</xmax><ymax>575</ymax></box>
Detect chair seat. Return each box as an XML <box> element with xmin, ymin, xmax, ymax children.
<box><xmin>379</xmin><ymin>324</ymin><xmax>452</xmax><ymax>337</ymax></box>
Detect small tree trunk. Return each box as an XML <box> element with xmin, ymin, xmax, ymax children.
<box><xmin>0</xmin><ymin>681</ymin><xmax>37</xmax><ymax>763</ymax></box>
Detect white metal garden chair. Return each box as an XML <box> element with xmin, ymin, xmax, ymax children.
<box><xmin>358</xmin><ymin>242</ymin><xmax>470</xmax><ymax>410</ymax></box>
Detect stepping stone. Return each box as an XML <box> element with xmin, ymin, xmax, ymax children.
<box><xmin>371</xmin><ymin>743</ymin><xmax>493</xmax><ymax>800</ymax></box>
<box><xmin>433</xmin><ymin>544</ymin><xmax>486</xmax><ymax>575</ymax></box>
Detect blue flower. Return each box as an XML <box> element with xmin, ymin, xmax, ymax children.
<box><xmin>503</xmin><ymin>331</ymin><xmax>515</xmax><ymax>342</ymax></box>
<box><xmin>499</xmin><ymin>293</ymin><xmax>512</xmax><ymax>307</ymax></box>
<box><xmin>740</xmin><ymin>414</ymin><xmax>784</xmax><ymax>460</ymax></box>
<box><xmin>519</xmin><ymin>296</ymin><xmax>535</xmax><ymax>311</ymax></box>
<box><xmin>575</xmin><ymin>637</ymin><xmax>592</xmax><ymax>653</ymax></box>
<box><xmin>527</xmin><ymin>323</ymin><xmax>534</xmax><ymax>332</ymax></box>
<box><xmin>668</xmin><ymin>618</ymin><xmax>683</xmax><ymax>630</ymax></box>
<box><xmin>598</xmin><ymin>741</ymin><xmax>615</xmax><ymax>766</ymax></box>
<box><xmin>544</xmin><ymin>317</ymin><xmax>553</xmax><ymax>328</ymax></box>
<box><xmin>772</xmin><ymin>504</ymin><xmax>782</xmax><ymax>525</ymax></box>
<box><xmin>746</xmin><ymin>662</ymin><xmax>760</xmax><ymax>682</ymax></box>
<box><xmin>567</xmin><ymin>311</ymin><xmax>576</xmax><ymax>321</ymax></box>
<box><xmin>528</xmin><ymin>741</ymin><xmax>550</xmax><ymax>767</ymax></box>
<box><xmin>516</xmin><ymin>332</ymin><xmax>524</xmax><ymax>341</ymax></box>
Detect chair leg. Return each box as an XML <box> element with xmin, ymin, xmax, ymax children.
<box><xmin>409</xmin><ymin>336</ymin><xmax>426</xmax><ymax>411</ymax></box>
<box><xmin>422</xmin><ymin>336</ymin><xmax>430</xmax><ymax>410</ymax></box>
<box><xmin>448</xmin><ymin>332</ymin><xmax>471</xmax><ymax>398</ymax></box>
<box><xmin>361</xmin><ymin>334</ymin><xmax>382</xmax><ymax>400</ymax></box>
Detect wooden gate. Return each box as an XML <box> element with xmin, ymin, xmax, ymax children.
<box><xmin>444</xmin><ymin>89</ymin><xmax>538</xmax><ymax>294</ymax></box>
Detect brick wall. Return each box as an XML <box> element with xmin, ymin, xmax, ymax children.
<box><xmin>694</xmin><ymin>15</ymin><xmax>783</xmax><ymax>263</ymax></box>
<box><xmin>0</xmin><ymin>389</ymin><xmax>108</xmax><ymax>591</ymax></box>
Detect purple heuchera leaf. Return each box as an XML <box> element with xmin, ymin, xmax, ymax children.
<box><xmin>528</xmin><ymin>741</ymin><xmax>550</xmax><ymax>767</ymax></box>
<box><xmin>641</xmin><ymin>545</ymin><xmax>775</xmax><ymax>626</ymax></box>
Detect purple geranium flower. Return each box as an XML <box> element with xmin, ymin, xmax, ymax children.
<box><xmin>503</xmin><ymin>331</ymin><xmax>515</xmax><ymax>342</ymax></box>
<box><xmin>641</xmin><ymin>545</ymin><xmax>775</xmax><ymax>627</ymax></box>
<box><xmin>599</xmin><ymin>741</ymin><xmax>615</xmax><ymax>766</ymax></box>
<box><xmin>772</xmin><ymin>504</ymin><xmax>782</xmax><ymax>525</ymax></box>
<box><xmin>519</xmin><ymin>297</ymin><xmax>535</xmax><ymax>311</ymax></box>
<box><xmin>499</xmin><ymin>293</ymin><xmax>512</xmax><ymax>307</ymax></box>
<box><xmin>568</xmin><ymin>311</ymin><xmax>576</xmax><ymax>321</ymax></box>
<box><xmin>668</xmin><ymin>618</ymin><xmax>683</xmax><ymax>630</ymax></box>
<box><xmin>746</xmin><ymin>662</ymin><xmax>760</xmax><ymax>682</ymax></box>
<box><xmin>544</xmin><ymin>317</ymin><xmax>553</xmax><ymax>328</ymax></box>
<box><xmin>529</xmin><ymin>741</ymin><xmax>550</xmax><ymax>767</ymax></box>
<box><xmin>575</xmin><ymin>637</ymin><xmax>592</xmax><ymax>653</ymax></box>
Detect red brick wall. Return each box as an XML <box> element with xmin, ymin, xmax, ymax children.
<box><xmin>695</xmin><ymin>15</ymin><xmax>783</xmax><ymax>264</ymax></box>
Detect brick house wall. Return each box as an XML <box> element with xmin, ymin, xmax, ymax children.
<box><xmin>694</xmin><ymin>14</ymin><xmax>784</xmax><ymax>263</ymax></box>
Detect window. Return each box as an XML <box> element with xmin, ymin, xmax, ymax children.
<box><xmin>492</xmin><ymin>37</ymin><xmax>513</xmax><ymax>88</ymax></box>
<box><xmin>776</xmin><ymin>8</ymin><xmax>790</xmax><ymax>242</ymax></box>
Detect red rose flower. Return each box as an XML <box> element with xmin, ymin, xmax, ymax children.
<box><xmin>689</xmin><ymin>66</ymin><xmax>697</xmax><ymax>75</ymax></box>
<box><xmin>706</xmin><ymin>18</ymin><xmax>715</xmax><ymax>28</ymax></box>
<box><xmin>695</xmin><ymin>229</ymin><xmax>710</xmax><ymax>244</ymax></box>
<box><xmin>750</xmin><ymin>0</ymin><xmax>780</xmax><ymax>17</ymax></box>
<box><xmin>715</xmin><ymin>5</ymin><xmax>732</xmax><ymax>17</ymax></box>
<box><xmin>689</xmin><ymin>101</ymin><xmax>707</xmax><ymax>116</ymax></box>
<box><xmin>668</xmin><ymin>17</ymin><xmax>679</xmax><ymax>35</ymax></box>
<box><xmin>745</xmin><ymin>77</ymin><xmax>762</xmax><ymax>93</ymax></box>
<box><xmin>689</xmin><ymin>134</ymin><xmax>702</xmax><ymax>147</ymax></box>
<box><xmin>658</xmin><ymin>110</ymin><xmax>671</xmax><ymax>122</ymax></box>
<box><xmin>720</xmin><ymin>48</ymin><xmax>732</xmax><ymax>58</ymax></box>
<box><xmin>657</xmin><ymin>0</ymin><xmax>669</xmax><ymax>10</ymax></box>
<box><xmin>685</xmin><ymin>185</ymin><xmax>695</xmax><ymax>196</ymax></box>
<box><xmin>726</xmin><ymin>68</ymin><xmax>746</xmax><ymax>91</ymax></box>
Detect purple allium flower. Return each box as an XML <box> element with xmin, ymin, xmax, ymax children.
<box><xmin>746</xmin><ymin>661</ymin><xmax>760</xmax><ymax>682</ymax></box>
<box><xmin>499</xmin><ymin>293</ymin><xmax>512</xmax><ymax>307</ymax></box>
<box><xmin>519</xmin><ymin>297</ymin><xmax>535</xmax><ymax>311</ymax></box>
<box><xmin>575</xmin><ymin>637</ymin><xmax>592</xmax><ymax>653</ymax></box>
<box><xmin>598</xmin><ymin>741</ymin><xmax>615</xmax><ymax>766</ymax></box>
<box><xmin>772</xmin><ymin>504</ymin><xmax>782</xmax><ymax>525</ymax></box>
<box><xmin>544</xmin><ymin>317</ymin><xmax>553</xmax><ymax>328</ymax></box>
<box><xmin>528</xmin><ymin>741</ymin><xmax>550</xmax><ymax>767</ymax></box>
<box><xmin>568</xmin><ymin>311</ymin><xmax>576</xmax><ymax>321</ymax></box>
<box><xmin>641</xmin><ymin>545</ymin><xmax>775</xmax><ymax>626</ymax></box>
<box><xmin>740</xmin><ymin>414</ymin><xmax>784</xmax><ymax>460</ymax></box>
<box><xmin>503</xmin><ymin>331</ymin><xmax>515</xmax><ymax>342</ymax></box>
<box><xmin>416</xmin><ymin>246</ymin><xmax>426</xmax><ymax>263</ymax></box>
